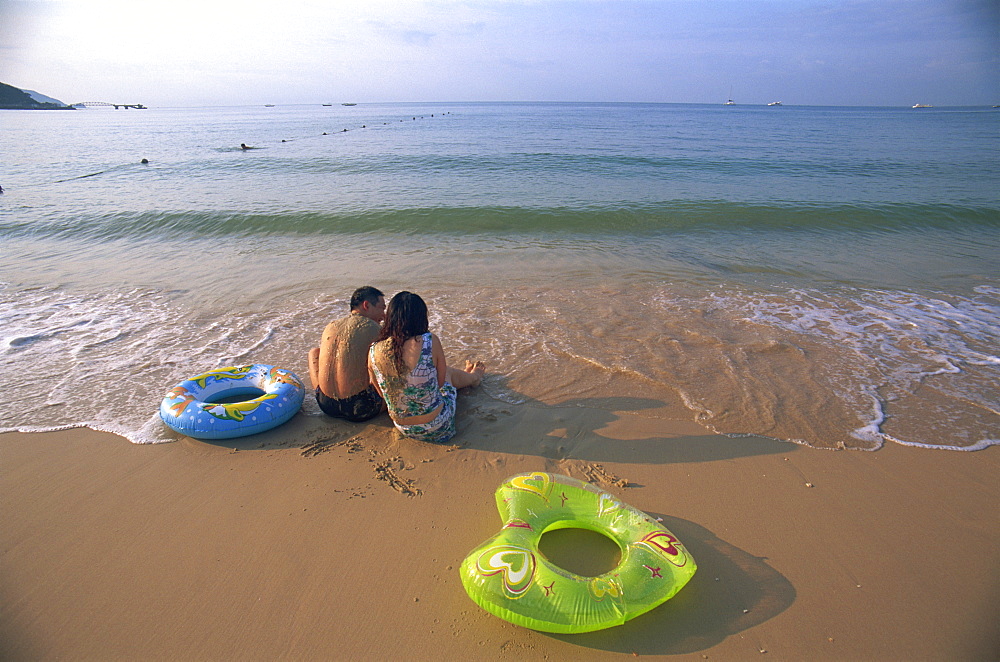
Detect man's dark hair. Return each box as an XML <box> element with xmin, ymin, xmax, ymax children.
<box><xmin>350</xmin><ymin>286</ymin><xmax>384</xmax><ymax>310</ymax></box>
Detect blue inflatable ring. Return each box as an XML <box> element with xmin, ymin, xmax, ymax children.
<box><xmin>160</xmin><ymin>364</ymin><xmax>305</xmax><ymax>439</ymax></box>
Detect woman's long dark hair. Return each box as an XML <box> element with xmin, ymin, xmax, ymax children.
<box><xmin>375</xmin><ymin>291</ymin><xmax>429</xmax><ymax>374</ymax></box>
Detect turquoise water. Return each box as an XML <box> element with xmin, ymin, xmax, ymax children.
<box><xmin>1</xmin><ymin>102</ymin><xmax>998</xmax><ymax>449</ymax></box>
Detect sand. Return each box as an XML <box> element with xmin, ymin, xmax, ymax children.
<box><xmin>2</xmin><ymin>402</ymin><xmax>998</xmax><ymax>661</ymax></box>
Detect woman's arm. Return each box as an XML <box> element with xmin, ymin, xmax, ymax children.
<box><xmin>431</xmin><ymin>333</ymin><xmax>448</xmax><ymax>386</ymax></box>
<box><xmin>367</xmin><ymin>346</ymin><xmax>384</xmax><ymax>398</ymax></box>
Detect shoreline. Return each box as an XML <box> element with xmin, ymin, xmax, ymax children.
<box><xmin>2</xmin><ymin>403</ymin><xmax>998</xmax><ymax>660</ymax></box>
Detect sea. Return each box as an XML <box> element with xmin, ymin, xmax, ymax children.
<box><xmin>1</xmin><ymin>102</ymin><xmax>997</xmax><ymax>451</ymax></box>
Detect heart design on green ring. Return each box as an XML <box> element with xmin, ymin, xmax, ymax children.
<box><xmin>637</xmin><ymin>531</ymin><xmax>688</xmax><ymax>567</ymax></box>
<box><xmin>476</xmin><ymin>545</ymin><xmax>536</xmax><ymax>598</ymax></box>
<box><xmin>597</xmin><ymin>492</ymin><xmax>622</xmax><ymax>517</ymax></box>
<box><xmin>509</xmin><ymin>472</ymin><xmax>551</xmax><ymax>501</ymax></box>
<box><xmin>588</xmin><ymin>576</ymin><xmax>622</xmax><ymax>601</ymax></box>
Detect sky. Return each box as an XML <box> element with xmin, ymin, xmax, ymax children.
<box><xmin>1</xmin><ymin>0</ymin><xmax>997</xmax><ymax>107</ymax></box>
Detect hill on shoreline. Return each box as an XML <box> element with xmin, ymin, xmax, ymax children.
<box><xmin>0</xmin><ymin>81</ymin><xmax>73</xmax><ymax>110</ymax></box>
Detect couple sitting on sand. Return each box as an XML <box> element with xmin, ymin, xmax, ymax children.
<box><xmin>308</xmin><ymin>286</ymin><xmax>486</xmax><ymax>444</ymax></box>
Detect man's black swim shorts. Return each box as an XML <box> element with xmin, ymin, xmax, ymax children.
<box><xmin>315</xmin><ymin>385</ymin><xmax>383</xmax><ymax>422</ymax></box>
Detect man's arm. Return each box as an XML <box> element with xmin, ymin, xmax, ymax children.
<box><xmin>315</xmin><ymin>321</ymin><xmax>338</xmax><ymax>397</ymax></box>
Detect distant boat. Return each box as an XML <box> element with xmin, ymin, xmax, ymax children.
<box><xmin>724</xmin><ymin>99</ymin><xmax>735</xmax><ymax>105</ymax></box>
<box><xmin>767</xmin><ymin>101</ymin><xmax>783</xmax><ymax>106</ymax></box>
<box><xmin>322</xmin><ymin>103</ymin><xmax>332</xmax><ymax>106</ymax></box>
<box><xmin>342</xmin><ymin>103</ymin><xmax>357</xmax><ymax>106</ymax></box>
<box><xmin>912</xmin><ymin>103</ymin><xmax>932</xmax><ymax>108</ymax></box>
<box><xmin>264</xmin><ymin>104</ymin><xmax>275</xmax><ymax>107</ymax></box>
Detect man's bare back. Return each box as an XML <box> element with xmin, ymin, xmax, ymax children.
<box><xmin>308</xmin><ymin>287</ymin><xmax>386</xmax><ymax>422</ymax></box>
<box><xmin>315</xmin><ymin>312</ymin><xmax>380</xmax><ymax>399</ymax></box>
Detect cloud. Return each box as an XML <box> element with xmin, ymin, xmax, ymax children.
<box><xmin>1</xmin><ymin>0</ymin><xmax>997</xmax><ymax>105</ymax></box>
<box><xmin>368</xmin><ymin>22</ymin><xmax>437</xmax><ymax>46</ymax></box>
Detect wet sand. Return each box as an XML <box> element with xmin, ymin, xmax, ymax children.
<box><xmin>2</xmin><ymin>402</ymin><xmax>998</xmax><ymax>660</ymax></box>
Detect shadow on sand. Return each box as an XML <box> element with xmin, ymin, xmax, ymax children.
<box><xmin>183</xmin><ymin>376</ymin><xmax>796</xmax><ymax>468</ymax></box>
<box><xmin>545</xmin><ymin>513</ymin><xmax>796</xmax><ymax>655</ymax></box>
<box><xmin>456</xmin><ymin>377</ymin><xmax>796</xmax><ymax>465</ymax></box>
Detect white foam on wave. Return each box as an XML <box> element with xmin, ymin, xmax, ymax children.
<box><xmin>849</xmin><ymin>388</ymin><xmax>886</xmax><ymax>450</ymax></box>
<box><xmin>0</xmin><ymin>283</ymin><xmax>323</xmax><ymax>445</ymax></box>
<box><xmin>736</xmin><ymin>286</ymin><xmax>999</xmax><ymax>450</ymax></box>
<box><xmin>3</xmin><ymin>279</ymin><xmax>996</xmax><ymax>452</ymax></box>
<box><xmin>881</xmin><ymin>432</ymin><xmax>1000</xmax><ymax>452</ymax></box>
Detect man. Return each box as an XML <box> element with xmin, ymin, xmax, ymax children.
<box><xmin>308</xmin><ymin>286</ymin><xmax>386</xmax><ymax>422</ymax></box>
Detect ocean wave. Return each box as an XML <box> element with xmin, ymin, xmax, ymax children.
<box><xmin>1</xmin><ymin>202</ymin><xmax>997</xmax><ymax>241</ymax></box>
<box><xmin>191</xmin><ymin>151</ymin><xmax>967</xmax><ymax>180</ymax></box>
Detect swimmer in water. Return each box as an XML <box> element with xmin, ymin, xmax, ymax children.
<box><xmin>241</xmin><ymin>143</ymin><xmax>252</xmax><ymax>150</ymax></box>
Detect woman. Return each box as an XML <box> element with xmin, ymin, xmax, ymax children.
<box><xmin>368</xmin><ymin>291</ymin><xmax>485</xmax><ymax>443</ymax></box>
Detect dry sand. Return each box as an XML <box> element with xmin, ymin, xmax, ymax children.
<box><xmin>2</xmin><ymin>401</ymin><xmax>998</xmax><ymax>660</ymax></box>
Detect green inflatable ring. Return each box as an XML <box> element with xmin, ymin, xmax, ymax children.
<box><xmin>459</xmin><ymin>472</ymin><xmax>697</xmax><ymax>634</ymax></box>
